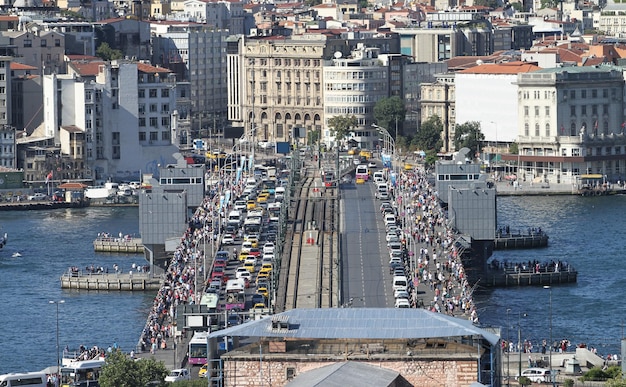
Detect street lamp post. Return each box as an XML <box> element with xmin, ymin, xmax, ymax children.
<box><xmin>372</xmin><ymin>124</ymin><xmax>396</xmax><ymax>175</ymax></box>
<box><xmin>506</xmin><ymin>308</ymin><xmax>511</xmax><ymax>386</ymax></box>
<box><xmin>544</xmin><ymin>285</ymin><xmax>555</xmax><ymax>387</ymax></box>
<box><xmin>49</xmin><ymin>300</ymin><xmax>65</xmax><ymax>376</ymax></box>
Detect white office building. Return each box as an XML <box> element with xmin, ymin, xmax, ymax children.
<box><xmin>43</xmin><ymin>60</ymin><xmax>178</xmax><ymax>182</ymax></box>
<box><xmin>322</xmin><ymin>45</ymin><xmax>389</xmax><ymax>149</ymax></box>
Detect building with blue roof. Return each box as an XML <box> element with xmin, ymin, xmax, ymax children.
<box><xmin>203</xmin><ymin>308</ymin><xmax>502</xmax><ymax>386</ymax></box>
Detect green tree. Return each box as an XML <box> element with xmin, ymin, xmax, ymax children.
<box><xmin>473</xmin><ymin>0</ymin><xmax>498</xmax><ymax>8</ymax></box>
<box><xmin>454</xmin><ymin>121</ymin><xmax>484</xmax><ymax>159</ymax></box>
<box><xmin>373</xmin><ymin>96</ymin><xmax>406</xmax><ymax>138</ymax></box>
<box><xmin>328</xmin><ymin>115</ymin><xmax>358</xmax><ymax>145</ymax></box>
<box><xmin>96</xmin><ymin>42</ymin><xmax>123</xmax><ymax>61</ymax></box>
<box><xmin>99</xmin><ymin>350</ymin><xmax>169</xmax><ymax>387</ymax></box>
<box><xmin>509</xmin><ymin>142</ymin><xmax>519</xmax><ymax>155</ymax></box>
<box><xmin>415</xmin><ymin>115</ymin><xmax>443</xmax><ymax>153</ymax></box>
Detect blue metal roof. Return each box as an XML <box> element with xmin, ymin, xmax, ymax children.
<box><xmin>208</xmin><ymin>308</ymin><xmax>500</xmax><ymax>345</ymax></box>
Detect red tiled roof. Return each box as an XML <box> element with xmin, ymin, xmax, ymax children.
<box><xmin>70</xmin><ymin>61</ymin><xmax>106</xmax><ymax>76</ymax></box>
<box><xmin>137</xmin><ymin>62</ymin><xmax>172</xmax><ymax>74</ymax></box>
<box><xmin>10</xmin><ymin>62</ymin><xmax>37</xmax><ymax>70</ymax></box>
<box><xmin>458</xmin><ymin>61</ymin><xmax>541</xmax><ymax>74</ymax></box>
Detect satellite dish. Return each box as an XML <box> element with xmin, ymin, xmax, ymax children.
<box><xmin>476</xmin><ymin>59</ymin><xmax>484</xmax><ymax>65</ymax></box>
<box><xmin>334</xmin><ymin>51</ymin><xmax>342</xmax><ymax>59</ymax></box>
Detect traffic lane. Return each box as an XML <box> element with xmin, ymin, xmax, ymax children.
<box><xmin>341</xmin><ymin>181</ymin><xmax>392</xmax><ymax>308</ymax></box>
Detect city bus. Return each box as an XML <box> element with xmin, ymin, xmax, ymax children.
<box><xmin>225</xmin><ymin>279</ymin><xmax>246</xmax><ymax>311</ymax></box>
<box><xmin>0</xmin><ymin>372</ymin><xmax>46</xmax><ymax>387</ymax></box>
<box><xmin>323</xmin><ymin>170</ymin><xmax>335</xmax><ymax>187</ymax></box>
<box><xmin>188</xmin><ymin>331</ymin><xmax>209</xmax><ymax>366</ymax></box>
<box><xmin>355</xmin><ymin>165</ymin><xmax>370</xmax><ymax>181</ymax></box>
<box><xmin>200</xmin><ymin>291</ymin><xmax>220</xmax><ymax>312</ymax></box>
<box><xmin>60</xmin><ymin>359</ymin><xmax>105</xmax><ymax>387</ymax></box>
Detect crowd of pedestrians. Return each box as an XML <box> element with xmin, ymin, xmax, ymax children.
<box><xmin>138</xmin><ymin>169</ymin><xmax>247</xmax><ymax>355</ymax></box>
<box><xmin>393</xmin><ymin>167</ymin><xmax>479</xmax><ymax>323</ymax></box>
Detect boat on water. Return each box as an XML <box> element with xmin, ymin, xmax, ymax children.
<box><xmin>85</xmin><ymin>182</ymin><xmax>119</xmax><ymax>199</ymax></box>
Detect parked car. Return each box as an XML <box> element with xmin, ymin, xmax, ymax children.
<box><xmin>165</xmin><ymin>368</ymin><xmax>190</xmax><ymax>382</ymax></box>
<box><xmin>28</xmin><ymin>193</ymin><xmax>47</xmax><ymax>201</ymax></box>
<box><xmin>516</xmin><ymin>368</ymin><xmax>552</xmax><ymax>383</ymax></box>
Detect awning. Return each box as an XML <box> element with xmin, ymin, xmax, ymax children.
<box><xmin>57</xmin><ymin>182</ymin><xmax>88</xmax><ymax>189</ymax></box>
<box><xmin>580</xmin><ymin>174</ymin><xmax>603</xmax><ymax>179</ymax></box>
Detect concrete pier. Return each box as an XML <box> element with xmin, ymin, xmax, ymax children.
<box><xmin>93</xmin><ymin>237</ymin><xmax>144</xmax><ymax>253</ymax></box>
<box><xmin>60</xmin><ymin>271</ymin><xmax>161</xmax><ymax>291</ymax></box>
<box><xmin>482</xmin><ymin>268</ymin><xmax>577</xmax><ymax>288</ymax></box>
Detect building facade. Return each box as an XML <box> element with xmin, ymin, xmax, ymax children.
<box><xmin>42</xmin><ymin>60</ymin><xmax>178</xmax><ymax>183</ymax></box>
<box><xmin>227</xmin><ymin>35</ymin><xmax>335</xmax><ymax>143</ymax></box>
<box><xmin>151</xmin><ymin>23</ymin><xmax>229</xmax><ymax>138</ymax></box>
<box><xmin>322</xmin><ymin>45</ymin><xmax>390</xmax><ymax>149</ymax></box>
<box><xmin>420</xmin><ymin>73</ymin><xmax>456</xmax><ymax>152</ymax></box>
<box><xmin>514</xmin><ymin>66</ymin><xmax>626</xmax><ymax>185</ymax></box>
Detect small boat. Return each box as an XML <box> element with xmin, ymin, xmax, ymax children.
<box><xmin>85</xmin><ymin>182</ymin><xmax>119</xmax><ymax>199</ymax></box>
<box><xmin>12</xmin><ymin>252</ymin><xmax>21</xmax><ymax>257</ymax></box>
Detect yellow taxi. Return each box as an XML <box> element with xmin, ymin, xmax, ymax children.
<box><xmin>348</xmin><ymin>147</ymin><xmax>359</xmax><ymax>155</ymax></box>
<box><xmin>247</xmin><ymin>200</ymin><xmax>256</xmax><ymax>210</ymax></box>
<box><xmin>249</xmin><ymin>239</ymin><xmax>259</xmax><ymax>248</ymax></box>
<box><xmin>356</xmin><ymin>177</ymin><xmax>365</xmax><ymax>184</ymax></box>
<box><xmin>243</xmin><ymin>261</ymin><xmax>256</xmax><ymax>273</ymax></box>
<box><xmin>404</xmin><ymin>163</ymin><xmax>414</xmax><ymax>170</ymax></box>
<box><xmin>257</xmin><ymin>271</ymin><xmax>270</xmax><ymax>280</ymax></box>
<box><xmin>239</xmin><ymin>251</ymin><xmax>249</xmax><ymax>261</ymax></box>
<box><xmin>199</xmin><ymin>363</ymin><xmax>208</xmax><ymax>378</ymax></box>
<box><xmin>257</xmin><ymin>193</ymin><xmax>269</xmax><ymax>203</ymax></box>
<box><xmin>260</xmin><ymin>263</ymin><xmax>273</xmax><ymax>274</ymax></box>
<box><xmin>359</xmin><ymin>149</ymin><xmax>372</xmax><ymax>160</ymax></box>
<box><xmin>257</xmin><ymin>286</ymin><xmax>269</xmax><ymax>298</ymax></box>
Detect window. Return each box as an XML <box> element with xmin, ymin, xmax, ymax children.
<box><xmin>150</xmin><ymin>131</ymin><xmax>158</xmax><ymax>141</ymax></box>
<box><xmin>139</xmin><ymin>89</ymin><xmax>145</xmax><ymax>98</ymax></box>
<box><xmin>149</xmin><ymin>104</ymin><xmax>157</xmax><ymax>113</ymax></box>
<box><xmin>581</xmin><ymin>90</ymin><xmax>587</xmax><ymax>98</ymax></box>
<box><xmin>150</xmin><ymin>117</ymin><xmax>158</xmax><ymax>127</ymax></box>
<box><xmin>592</xmin><ymin>89</ymin><xmax>597</xmax><ymax>98</ymax></box>
<box><xmin>535</xmin><ymin>123</ymin><xmax>540</xmax><ymax>136</ymax></box>
<box><xmin>570</xmin><ymin>105</ymin><xmax>576</xmax><ymax>116</ymax></box>
<box><xmin>570</xmin><ymin>90</ymin><xmax>575</xmax><ymax>99</ymax></box>
<box><xmin>139</xmin><ymin>131</ymin><xmax>146</xmax><ymax>141</ymax></box>
<box><xmin>149</xmin><ymin>89</ymin><xmax>157</xmax><ymax>98</ymax></box>
<box><xmin>534</xmin><ymin>106</ymin><xmax>539</xmax><ymax>116</ymax></box>
<box><xmin>161</xmin><ymin>131</ymin><xmax>170</xmax><ymax>140</ymax></box>
<box><xmin>41</xmin><ymin>39</ymin><xmax>47</xmax><ymax>47</ymax></box>
<box><xmin>161</xmin><ymin>117</ymin><xmax>169</xmax><ymax>126</ymax></box>
<box><xmin>161</xmin><ymin>89</ymin><xmax>169</xmax><ymax>98</ymax></box>
<box><xmin>55</xmin><ymin>39</ymin><xmax>61</xmax><ymax>47</ymax></box>
<box><xmin>139</xmin><ymin>118</ymin><xmax>146</xmax><ymax>127</ymax></box>
<box><xmin>524</xmin><ymin>106</ymin><xmax>529</xmax><ymax>117</ymax></box>
<box><xmin>524</xmin><ymin>123</ymin><xmax>529</xmax><ymax>136</ymax></box>
<box><xmin>23</xmin><ymin>39</ymin><xmax>32</xmax><ymax>47</ymax></box>
<box><xmin>545</xmin><ymin>123</ymin><xmax>550</xmax><ymax>137</ymax></box>
<box><xmin>545</xmin><ymin>107</ymin><xmax>550</xmax><ymax>116</ymax></box>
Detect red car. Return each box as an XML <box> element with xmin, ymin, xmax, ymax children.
<box><xmin>248</xmin><ymin>248</ymin><xmax>261</xmax><ymax>257</ymax></box>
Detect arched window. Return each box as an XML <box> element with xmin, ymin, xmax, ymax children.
<box><xmin>524</xmin><ymin>123</ymin><xmax>529</xmax><ymax>136</ymax></box>
<box><xmin>534</xmin><ymin>123</ymin><xmax>540</xmax><ymax>137</ymax></box>
<box><xmin>570</xmin><ymin>122</ymin><xmax>576</xmax><ymax>136</ymax></box>
<box><xmin>545</xmin><ymin>123</ymin><xmax>550</xmax><ymax>137</ymax></box>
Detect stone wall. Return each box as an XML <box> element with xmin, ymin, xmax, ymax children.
<box><xmin>223</xmin><ymin>358</ymin><xmax>479</xmax><ymax>386</ymax></box>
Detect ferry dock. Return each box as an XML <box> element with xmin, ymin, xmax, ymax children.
<box><xmin>479</xmin><ymin>261</ymin><xmax>577</xmax><ymax>288</ymax></box>
<box><xmin>494</xmin><ymin>231</ymin><xmax>548</xmax><ymax>249</ymax></box>
<box><xmin>93</xmin><ymin>236</ymin><xmax>144</xmax><ymax>253</ymax></box>
<box><xmin>60</xmin><ymin>269</ymin><xmax>161</xmax><ymax>291</ymax></box>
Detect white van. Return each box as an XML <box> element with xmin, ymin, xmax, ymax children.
<box><xmin>245</xmin><ymin>177</ymin><xmax>257</xmax><ymax>189</ymax></box>
<box><xmin>392</xmin><ymin>276</ymin><xmax>408</xmax><ymax>292</ymax></box>
<box><xmin>275</xmin><ymin>186</ymin><xmax>286</xmax><ymax>201</ymax></box>
<box><xmin>227</xmin><ymin>210</ymin><xmax>242</xmax><ymax>226</ymax></box>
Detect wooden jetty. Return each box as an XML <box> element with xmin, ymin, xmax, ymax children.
<box><xmin>481</xmin><ymin>268</ymin><xmax>577</xmax><ymax>288</ymax></box>
<box><xmin>494</xmin><ymin>233</ymin><xmax>548</xmax><ymax>250</ymax></box>
<box><xmin>60</xmin><ymin>271</ymin><xmax>161</xmax><ymax>291</ymax></box>
<box><xmin>94</xmin><ymin>237</ymin><xmax>144</xmax><ymax>253</ymax></box>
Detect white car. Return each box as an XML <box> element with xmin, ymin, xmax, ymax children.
<box><xmin>28</xmin><ymin>193</ymin><xmax>47</xmax><ymax>201</ymax></box>
<box><xmin>235</xmin><ymin>267</ymin><xmax>250</xmax><ymax>278</ymax></box>
<box><xmin>395</xmin><ymin>298</ymin><xmax>410</xmax><ymax>308</ymax></box>
<box><xmin>394</xmin><ymin>289</ymin><xmax>409</xmax><ymax>300</ymax></box>
<box><xmin>386</xmin><ymin>233</ymin><xmax>399</xmax><ymax>243</ymax></box>
<box><xmin>263</xmin><ymin>242</ymin><xmax>275</xmax><ymax>254</ymax></box>
<box><xmin>516</xmin><ymin>368</ymin><xmax>552</xmax><ymax>383</ymax></box>
<box><xmin>165</xmin><ymin>368</ymin><xmax>190</xmax><ymax>382</ymax></box>
<box><xmin>221</xmin><ymin>234</ymin><xmax>235</xmax><ymax>245</ymax></box>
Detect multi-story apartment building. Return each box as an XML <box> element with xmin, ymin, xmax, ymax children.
<box><xmin>514</xmin><ymin>66</ymin><xmax>626</xmax><ymax>185</ymax></box>
<box><xmin>41</xmin><ymin>59</ymin><xmax>178</xmax><ymax>183</ymax></box>
<box><xmin>420</xmin><ymin>74</ymin><xmax>456</xmax><ymax>153</ymax></box>
<box><xmin>0</xmin><ymin>55</ymin><xmax>15</xmax><ymax>169</ymax></box>
<box><xmin>1</xmin><ymin>27</ymin><xmax>65</xmax><ymax>75</ymax></box>
<box><xmin>323</xmin><ymin>45</ymin><xmax>390</xmax><ymax>149</ymax></box>
<box><xmin>182</xmin><ymin>0</ymin><xmax>245</xmax><ymax>35</ymax></box>
<box><xmin>394</xmin><ymin>14</ymin><xmax>494</xmax><ymax>63</ymax></box>
<box><xmin>151</xmin><ymin>22</ymin><xmax>229</xmax><ymax>138</ymax></box>
<box><xmin>11</xmin><ymin>62</ymin><xmax>42</xmax><ymax>136</ymax></box>
<box><xmin>227</xmin><ymin>34</ymin><xmax>339</xmax><ymax>143</ymax></box>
